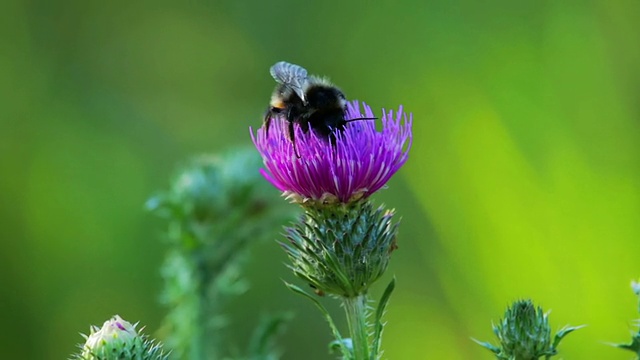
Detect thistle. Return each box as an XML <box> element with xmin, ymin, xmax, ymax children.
<box><xmin>252</xmin><ymin>100</ymin><xmax>412</xmax><ymax>359</ymax></box>
<box><xmin>474</xmin><ymin>299</ymin><xmax>583</xmax><ymax>360</ymax></box>
<box><xmin>611</xmin><ymin>279</ymin><xmax>640</xmax><ymax>358</ymax></box>
<box><xmin>71</xmin><ymin>315</ymin><xmax>168</xmax><ymax>360</ymax></box>
<box><xmin>147</xmin><ymin>149</ymin><xmax>292</xmax><ymax>360</ymax></box>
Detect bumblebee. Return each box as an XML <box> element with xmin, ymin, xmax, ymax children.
<box><xmin>264</xmin><ymin>61</ymin><xmax>371</xmax><ymax>157</ymax></box>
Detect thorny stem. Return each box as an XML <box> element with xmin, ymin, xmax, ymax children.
<box><xmin>343</xmin><ymin>294</ymin><xmax>370</xmax><ymax>360</ymax></box>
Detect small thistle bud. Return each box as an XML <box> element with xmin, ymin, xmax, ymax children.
<box><xmin>146</xmin><ymin>150</ymin><xmax>276</xmax><ymax>231</ymax></box>
<box><xmin>612</xmin><ymin>279</ymin><xmax>640</xmax><ymax>357</ymax></box>
<box><xmin>72</xmin><ymin>315</ymin><xmax>168</xmax><ymax>360</ymax></box>
<box><xmin>475</xmin><ymin>299</ymin><xmax>582</xmax><ymax>360</ymax></box>
<box><xmin>281</xmin><ymin>201</ymin><xmax>398</xmax><ymax>298</ymax></box>
<box><xmin>632</xmin><ymin>279</ymin><xmax>640</xmax><ymax>297</ymax></box>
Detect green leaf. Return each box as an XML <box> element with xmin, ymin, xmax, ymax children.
<box><xmin>470</xmin><ymin>338</ymin><xmax>501</xmax><ymax>354</ymax></box>
<box><xmin>552</xmin><ymin>324</ymin><xmax>586</xmax><ymax>350</ymax></box>
<box><xmin>371</xmin><ymin>277</ymin><xmax>396</xmax><ymax>360</ymax></box>
<box><xmin>283</xmin><ymin>282</ymin><xmax>351</xmax><ymax>358</ymax></box>
<box><xmin>329</xmin><ymin>338</ymin><xmax>353</xmax><ymax>356</ymax></box>
<box><xmin>613</xmin><ymin>334</ymin><xmax>640</xmax><ymax>355</ymax></box>
<box><xmin>247</xmin><ymin>312</ymin><xmax>292</xmax><ymax>360</ymax></box>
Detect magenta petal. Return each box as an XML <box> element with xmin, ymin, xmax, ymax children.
<box><xmin>251</xmin><ymin>101</ymin><xmax>412</xmax><ymax>203</ymax></box>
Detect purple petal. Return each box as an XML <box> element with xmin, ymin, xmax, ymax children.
<box><xmin>251</xmin><ymin>101</ymin><xmax>412</xmax><ymax>204</ymax></box>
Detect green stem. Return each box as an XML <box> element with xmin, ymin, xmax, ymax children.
<box><xmin>343</xmin><ymin>295</ymin><xmax>370</xmax><ymax>360</ymax></box>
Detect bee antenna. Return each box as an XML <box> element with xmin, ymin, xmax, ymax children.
<box><xmin>345</xmin><ymin>117</ymin><xmax>377</xmax><ymax>123</ymax></box>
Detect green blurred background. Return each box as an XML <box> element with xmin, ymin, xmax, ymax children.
<box><xmin>2</xmin><ymin>0</ymin><xmax>639</xmax><ymax>359</ymax></box>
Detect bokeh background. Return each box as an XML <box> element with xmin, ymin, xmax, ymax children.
<box><xmin>2</xmin><ymin>0</ymin><xmax>639</xmax><ymax>359</ymax></box>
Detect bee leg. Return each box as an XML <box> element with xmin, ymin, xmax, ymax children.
<box><xmin>263</xmin><ymin>107</ymin><xmax>281</xmax><ymax>137</ymax></box>
<box><xmin>288</xmin><ymin>120</ymin><xmax>301</xmax><ymax>158</ymax></box>
<box><xmin>263</xmin><ymin>112</ymin><xmax>271</xmax><ymax>137</ymax></box>
<box><xmin>285</xmin><ymin>107</ymin><xmax>301</xmax><ymax>158</ymax></box>
<box><xmin>327</xmin><ymin>131</ymin><xmax>337</xmax><ymax>147</ymax></box>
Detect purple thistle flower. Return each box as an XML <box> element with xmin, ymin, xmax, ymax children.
<box><xmin>251</xmin><ymin>101</ymin><xmax>412</xmax><ymax>204</ymax></box>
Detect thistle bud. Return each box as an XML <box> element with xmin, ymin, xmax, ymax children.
<box><xmin>475</xmin><ymin>299</ymin><xmax>582</xmax><ymax>360</ymax></box>
<box><xmin>72</xmin><ymin>315</ymin><xmax>168</xmax><ymax>360</ymax></box>
<box><xmin>612</xmin><ymin>280</ymin><xmax>640</xmax><ymax>357</ymax></box>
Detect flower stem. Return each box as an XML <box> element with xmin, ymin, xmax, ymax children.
<box><xmin>343</xmin><ymin>294</ymin><xmax>370</xmax><ymax>360</ymax></box>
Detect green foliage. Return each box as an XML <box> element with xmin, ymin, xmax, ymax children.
<box><xmin>611</xmin><ymin>281</ymin><xmax>640</xmax><ymax>358</ymax></box>
<box><xmin>5</xmin><ymin>1</ymin><xmax>640</xmax><ymax>359</ymax></box>
<box><xmin>285</xmin><ymin>282</ymin><xmax>350</xmax><ymax>358</ymax></box>
<box><xmin>147</xmin><ymin>149</ymin><xmax>294</xmax><ymax>360</ymax></box>
<box><xmin>283</xmin><ymin>257</ymin><xmax>397</xmax><ymax>360</ymax></box>
<box><xmin>245</xmin><ymin>313</ymin><xmax>292</xmax><ymax>360</ymax></box>
<box><xmin>614</xmin><ymin>324</ymin><xmax>640</xmax><ymax>358</ymax></box>
<box><xmin>371</xmin><ymin>278</ymin><xmax>396</xmax><ymax>360</ymax></box>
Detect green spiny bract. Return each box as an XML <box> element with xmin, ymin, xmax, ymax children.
<box><xmin>281</xmin><ymin>201</ymin><xmax>398</xmax><ymax>298</ymax></box>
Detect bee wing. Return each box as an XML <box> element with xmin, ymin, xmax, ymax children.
<box><xmin>270</xmin><ymin>62</ymin><xmax>308</xmax><ymax>102</ymax></box>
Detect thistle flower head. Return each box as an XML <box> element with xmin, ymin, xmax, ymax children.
<box><xmin>251</xmin><ymin>101</ymin><xmax>412</xmax><ymax>205</ymax></box>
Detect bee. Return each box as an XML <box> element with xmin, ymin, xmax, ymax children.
<box><xmin>264</xmin><ymin>61</ymin><xmax>374</xmax><ymax>157</ymax></box>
